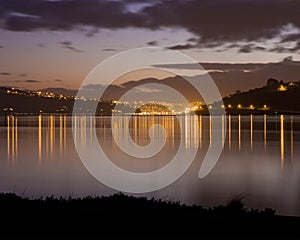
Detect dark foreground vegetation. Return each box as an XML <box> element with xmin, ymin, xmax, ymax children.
<box><xmin>0</xmin><ymin>193</ymin><xmax>300</xmax><ymax>239</ymax></box>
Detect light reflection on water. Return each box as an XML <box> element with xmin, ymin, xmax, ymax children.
<box><xmin>1</xmin><ymin>114</ymin><xmax>300</xmax><ymax>216</ymax></box>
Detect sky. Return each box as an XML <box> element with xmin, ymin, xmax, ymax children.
<box><xmin>1</xmin><ymin>0</ymin><xmax>300</xmax><ymax>96</ymax></box>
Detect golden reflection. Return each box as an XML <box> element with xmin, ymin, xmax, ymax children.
<box><xmin>250</xmin><ymin>115</ymin><xmax>253</xmax><ymax>150</ymax></box>
<box><xmin>49</xmin><ymin>115</ymin><xmax>54</xmax><ymax>157</ymax></box>
<box><xmin>209</xmin><ymin>115</ymin><xmax>212</xmax><ymax>147</ymax></box>
<box><xmin>7</xmin><ymin>116</ymin><xmax>10</xmax><ymax>161</ymax></box>
<box><xmin>73</xmin><ymin>115</ymin><xmax>77</xmax><ymax>144</ymax></box>
<box><xmin>134</xmin><ymin>116</ymin><xmax>137</xmax><ymax>143</ymax></box>
<box><xmin>193</xmin><ymin>116</ymin><xmax>198</xmax><ymax>149</ymax></box>
<box><xmin>228</xmin><ymin>115</ymin><xmax>231</xmax><ymax>150</ymax></box>
<box><xmin>11</xmin><ymin>115</ymin><xmax>15</xmax><ymax>161</ymax></box>
<box><xmin>6</xmin><ymin>116</ymin><xmax>19</xmax><ymax>162</ymax></box>
<box><xmin>280</xmin><ymin>115</ymin><xmax>284</xmax><ymax>168</ymax></box>
<box><xmin>222</xmin><ymin>115</ymin><xmax>225</xmax><ymax>144</ymax></box>
<box><xmin>238</xmin><ymin>115</ymin><xmax>241</xmax><ymax>151</ymax></box>
<box><xmin>90</xmin><ymin>116</ymin><xmax>93</xmax><ymax>145</ymax></box>
<box><xmin>81</xmin><ymin>116</ymin><xmax>87</xmax><ymax>149</ymax></box>
<box><xmin>264</xmin><ymin>114</ymin><xmax>267</xmax><ymax>150</ymax></box>
<box><xmin>199</xmin><ymin>115</ymin><xmax>202</xmax><ymax>148</ymax></box>
<box><xmin>45</xmin><ymin>117</ymin><xmax>49</xmax><ymax>157</ymax></box>
<box><xmin>60</xmin><ymin>115</ymin><xmax>63</xmax><ymax>156</ymax></box>
<box><xmin>290</xmin><ymin>115</ymin><xmax>293</xmax><ymax>160</ymax></box>
<box><xmin>124</xmin><ymin>116</ymin><xmax>129</xmax><ymax>147</ymax></box>
<box><xmin>112</xmin><ymin>118</ymin><xmax>118</xmax><ymax>148</ymax></box>
<box><xmin>38</xmin><ymin>115</ymin><xmax>42</xmax><ymax>162</ymax></box>
<box><xmin>185</xmin><ymin>115</ymin><xmax>190</xmax><ymax>149</ymax></box>
<box><xmin>15</xmin><ymin>117</ymin><xmax>18</xmax><ymax>158</ymax></box>
<box><xmin>172</xmin><ymin>116</ymin><xmax>175</xmax><ymax>147</ymax></box>
<box><xmin>64</xmin><ymin>115</ymin><xmax>67</xmax><ymax>153</ymax></box>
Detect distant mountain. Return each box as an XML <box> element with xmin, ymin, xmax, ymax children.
<box><xmin>39</xmin><ymin>88</ymin><xmax>78</xmax><ymax>97</ymax></box>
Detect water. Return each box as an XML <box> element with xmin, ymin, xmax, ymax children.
<box><xmin>0</xmin><ymin>115</ymin><xmax>299</xmax><ymax>216</ymax></box>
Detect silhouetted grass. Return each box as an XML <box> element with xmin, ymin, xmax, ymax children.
<box><xmin>0</xmin><ymin>192</ymin><xmax>298</xmax><ymax>239</ymax></box>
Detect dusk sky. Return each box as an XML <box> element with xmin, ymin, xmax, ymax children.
<box><xmin>1</xmin><ymin>0</ymin><xmax>300</xmax><ymax>96</ymax></box>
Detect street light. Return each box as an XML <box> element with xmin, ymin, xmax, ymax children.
<box><xmin>3</xmin><ymin>108</ymin><xmax>14</xmax><ymax>126</ymax></box>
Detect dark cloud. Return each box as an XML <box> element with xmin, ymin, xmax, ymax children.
<box><xmin>294</xmin><ymin>42</ymin><xmax>300</xmax><ymax>51</ymax></box>
<box><xmin>36</xmin><ymin>43</ymin><xmax>46</xmax><ymax>48</ymax></box>
<box><xmin>102</xmin><ymin>48</ymin><xmax>117</xmax><ymax>52</ymax></box>
<box><xmin>12</xmin><ymin>79</ymin><xmax>40</xmax><ymax>83</ymax></box>
<box><xmin>0</xmin><ymin>45</ymin><xmax>4</xmax><ymax>48</ymax></box>
<box><xmin>142</xmin><ymin>1</ymin><xmax>300</xmax><ymax>44</ymax></box>
<box><xmin>19</xmin><ymin>73</ymin><xmax>27</xmax><ymax>77</ymax></box>
<box><xmin>154</xmin><ymin>62</ymin><xmax>263</xmax><ymax>71</ymax></box>
<box><xmin>280</xmin><ymin>33</ymin><xmax>300</xmax><ymax>43</ymax></box>
<box><xmin>269</xmin><ymin>42</ymin><xmax>300</xmax><ymax>53</ymax></box>
<box><xmin>187</xmin><ymin>37</ymin><xmax>198</xmax><ymax>43</ymax></box>
<box><xmin>0</xmin><ymin>0</ymin><xmax>146</xmax><ymax>31</ymax></box>
<box><xmin>85</xmin><ymin>28</ymin><xmax>99</xmax><ymax>37</ymax></box>
<box><xmin>59</xmin><ymin>41</ymin><xmax>83</xmax><ymax>53</ymax></box>
<box><xmin>146</xmin><ymin>40</ymin><xmax>158</xmax><ymax>46</ymax></box>
<box><xmin>24</xmin><ymin>80</ymin><xmax>39</xmax><ymax>83</ymax></box>
<box><xmin>167</xmin><ymin>43</ymin><xmax>196</xmax><ymax>50</ymax></box>
<box><xmin>238</xmin><ymin>44</ymin><xmax>266</xmax><ymax>53</ymax></box>
<box><xmin>54</xmin><ymin>79</ymin><xmax>63</xmax><ymax>82</ymax></box>
<box><xmin>0</xmin><ymin>72</ymin><xmax>11</xmax><ymax>76</ymax></box>
<box><xmin>239</xmin><ymin>45</ymin><xmax>255</xmax><ymax>54</ymax></box>
<box><xmin>0</xmin><ymin>0</ymin><xmax>300</xmax><ymax>52</ymax></box>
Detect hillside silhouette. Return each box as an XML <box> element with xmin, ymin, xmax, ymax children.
<box><xmin>222</xmin><ymin>78</ymin><xmax>300</xmax><ymax>115</ymax></box>
<box><xmin>0</xmin><ymin>87</ymin><xmax>114</xmax><ymax>115</ymax></box>
<box><xmin>1</xmin><ymin>78</ymin><xmax>300</xmax><ymax>115</ymax></box>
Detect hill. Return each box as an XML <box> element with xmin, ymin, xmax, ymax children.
<box><xmin>2</xmin><ymin>78</ymin><xmax>300</xmax><ymax>116</ymax></box>
<box><xmin>38</xmin><ymin>87</ymin><xmax>78</xmax><ymax>97</ymax></box>
<box><xmin>0</xmin><ymin>87</ymin><xmax>114</xmax><ymax>115</ymax></box>
<box><xmin>222</xmin><ymin>79</ymin><xmax>300</xmax><ymax>114</ymax></box>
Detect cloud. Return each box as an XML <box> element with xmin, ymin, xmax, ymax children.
<box><xmin>12</xmin><ymin>79</ymin><xmax>40</xmax><ymax>83</ymax></box>
<box><xmin>167</xmin><ymin>43</ymin><xmax>196</xmax><ymax>50</ymax></box>
<box><xmin>36</xmin><ymin>43</ymin><xmax>46</xmax><ymax>48</ymax></box>
<box><xmin>0</xmin><ymin>0</ymin><xmax>146</xmax><ymax>31</ymax></box>
<box><xmin>102</xmin><ymin>48</ymin><xmax>117</xmax><ymax>51</ymax></box>
<box><xmin>186</xmin><ymin>37</ymin><xmax>198</xmax><ymax>43</ymax></box>
<box><xmin>269</xmin><ymin>41</ymin><xmax>300</xmax><ymax>53</ymax></box>
<box><xmin>142</xmin><ymin>1</ymin><xmax>300</xmax><ymax>45</ymax></box>
<box><xmin>0</xmin><ymin>72</ymin><xmax>11</xmax><ymax>76</ymax></box>
<box><xmin>54</xmin><ymin>79</ymin><xmax>63</xmax><ymax>82</ymax></box>
<box><xmin>19</xmin><ymin>73</ymin><xmax>27</xmax><ymax>77</ymax></box>
<box><xmin>146</xmin><ymin>40</ymin><xmax>158</xmax><ymax>46</ymax></box>
<box><xmin>238</xmin><ymin>44</ymin><xmax>266</xmax><ymax>53</ymax></box>
<box><xmin>134</xmin><ymin>86</ymin><xmax>163</xmax><ymax>93</ymax></box>
<box><xmin>0</xmin><ymin>0</ymin><xmax>300</xmax><ymax>52</ymax></box>
<box><xmin>59</xmin><ymin>41</ymin><xmax>83</xmax><ymax>53</ymax></box>
<box><xmin>280</xmin><ymin>33</ymin><xmax>300</xmax><ymax>43</ymax></box>
<box><xmin>0</xmin><ymin>45</ymin><xmax>4</xmax><ymax>48</ymax></box>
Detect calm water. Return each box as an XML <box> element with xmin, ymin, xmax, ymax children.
<box><xmin>1</xmin><ymin>115</ymin><xmax>300</xmax><ymax>216</ymax></box>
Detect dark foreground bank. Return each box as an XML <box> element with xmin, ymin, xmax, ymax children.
<box><xmin>0</xmin><ymin>193</ymin><xmax>299</xmax><ymax>239</ymax></box>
